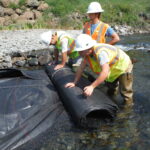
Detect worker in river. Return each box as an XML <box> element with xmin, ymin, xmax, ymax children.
<box><xmin>65</xmin><ymin>34</ymin><xmax>133</xmax><ymax>106</ymax></box>
<box><xmin>83</xmin><ymin>2</ymin><xmax>120</xmax><ymax>45</ymax></box>
<box><xmin>40</xmin><ymin>31</ymin><xmax>82</xmax><ymax>70</ymax></box>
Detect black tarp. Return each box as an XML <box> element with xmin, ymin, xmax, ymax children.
<box><xmin>0</xmin><ymin>67</ymin><xmax>118</xmax><ymax>150</ymax></box>
<box><xmin>46</xmin><ymin>65</ymin><xmax>118</xmax><ymax>127</ymax></box>
<box><xmin>0</xmin><ymin>69</ymin><xmax>64</xmax><ymax>150</ymax></box>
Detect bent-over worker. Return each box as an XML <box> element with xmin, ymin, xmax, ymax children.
<box><xmin>65</xmin><ymin>34</ymin><xmax>133</xmax><ymax>106</ymax></box>
<box><xmin>40</xmin><ymin>31</ymin><xmax>82</xmax><ymax>70</ymax></box>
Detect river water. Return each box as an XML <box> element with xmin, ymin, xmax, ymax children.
<box><xmin>20</xmin><ymin>34</ymin><xmax>150</xmax><ymax>150</ymax></box>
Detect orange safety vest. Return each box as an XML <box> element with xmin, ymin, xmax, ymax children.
<box><xmin>83</xmin><ymin>21</ymin><xmax>109</xmax><ymax>43</ymax></box>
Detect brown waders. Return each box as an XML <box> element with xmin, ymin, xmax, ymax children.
<box><xmin>106</xmin><ymin>72</ymin><xmax>133</xmax><ymax>106</ymax></box>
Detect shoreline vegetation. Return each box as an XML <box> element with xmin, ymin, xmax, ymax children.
<box><xmin>0</xmin><ymin>0</ymin><xmax>149</xmax><ymax>34</ymax></box>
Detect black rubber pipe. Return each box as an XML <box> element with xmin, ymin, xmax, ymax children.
<box><xmin>46</xmin><ymin>65</ymin><xmax>118</xmax><ymax>127</ymax></box>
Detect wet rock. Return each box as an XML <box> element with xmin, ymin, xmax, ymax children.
<box><xmin>4</xmin><ymin>55</ymin><xmax>11</xmax><ymax>63</ymax></box>
<box><xmin>27</xmin><ymin>52</ymin><xmax>37</xmax><ymax>58</ymax></box>
<box><xmin>97</xmin><ymin>131</ymin><xmax>110</xmax><ymax>140</ymax></box>
<box><xmin>12</xmin><ymin>57</ymin><xmax>25</xmax><ymax>63</ymax></box>
<box><xmin>11</xmin><ymin>52</ymin><xmax>25</xmax><ymax>57</ymax></box>
<box><xmin>2</xmin><ymin>62</ymin><xmax>12</xmax><ymax>68</ymax></box>
<box><xmin>28</xmin><ymin>57</ymin><xmax>38</xmax><ymax>66</ymax></box>
<box><xmin>38</xmin><ymin>54</ymin><xmax>52</xmax><ymax>65</ymax></box>
<box><xmin>15</xmin><ymin>60</ymin><xmax>26</xmax><ymax>67</ymax></box>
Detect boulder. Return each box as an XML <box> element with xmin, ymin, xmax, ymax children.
<box><xmin>0</xmin><ymin>6</ymin><xmax>4</xmax><ymax>17</ymax></box>
<box><xmin>33</xmin><ymin>10</ymin><xmax>42</xmax><ymax>19</ymax></box>
<box><xmin>0</xmin><ymin>0</ymin><xmax>19</xmax><ymax>8</ymax></box>
<box><xmin>0</xmin><ymin>17</ymin><xmax>5</xmax><ymax>25</ymax></box>
<box><xmin>15</xmin><ymin>8</ymin><xmax>23</xmax><ymax>15</ymax></box>
<box><xmin>37</xmin><ymin>2</ymin><xmax>49</xmax><ymax>11</ymax></box>
<box><xmin>4</xmin><ymin>8</ymin><xmax>15</xmax><ymax>16</ymax></box>
<box><xmin>27</xmin><ymin>0</ymin><xmax>40</xmax><ymax>8</ymax></box>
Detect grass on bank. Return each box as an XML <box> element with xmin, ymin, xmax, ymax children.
<box><xmin>1</xmin><ymin>0</ymin><xmax>150</xmax><ymax>30</ymax></box>
<box><xmin>42</xmin><ymin>0</ymin><xmax>150</xmax><ymax>29</ymax></box>
<box><xmin>9</xmin><ymin>0</ymin><xmax>26</xmax><ymax>9</ymax></box>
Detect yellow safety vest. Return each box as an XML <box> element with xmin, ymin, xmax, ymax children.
<box><xmin>83</xmin><ymin>21</ymin><xmax>109</xmax><ymax>43</ymax></box>
<box><xmin>86</xmin><ymin>44</ymin><xmax>132</xmax><ymax>82</ymax></box>
<box><xmin>55</xmin><ymin>34</ymin><xmax>79</xmax><ymax>59</ymax></box>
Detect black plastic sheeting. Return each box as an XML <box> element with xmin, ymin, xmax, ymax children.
<box><xmin>46</xmin><ymin>65</ymin><xmax>118</xmax><ymax>127</ymax></box>
<box><xmin>0</xmin><ymin>69</ymin><xmax>64</xmax><ymax>150</ymax></box>
<box><xmin>0</xmin><ymin>68</ymin><xmax>118</xmax><ymax>150</ymax></box>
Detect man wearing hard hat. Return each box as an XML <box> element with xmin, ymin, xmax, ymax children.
<box><xmin>83</xmin><ymin>2</ymin><xmax>120</xmax><ymax>45</ymax></box>
<box><xmin>65</xmin><ymin>34</ymin><xmax>133</xmax><ymax>106</ymax></box>
<box><xmin>40</xmin><ymin>31</ymin><xmax>81</xmax><ymax>70</ymax></box>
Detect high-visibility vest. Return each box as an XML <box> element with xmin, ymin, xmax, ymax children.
<box><xmin>86</xmin><ymin>44</ymin><xmax>132</xmax><ymax>82</ymax></box>
<box><xmin>55</xmin><ymin>34</ymin><xmax>79</xmax><ymax>59</ymax></box>
<box><xmin>83</xmin><ymin>21</ymin><xmax>109</xmax><ymax>43</ymax></box>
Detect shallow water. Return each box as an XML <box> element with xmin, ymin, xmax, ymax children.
<box><xmin>19</xmin><ymin>34</ymin><xmax>150</xmax><ymax>150</ymax></box>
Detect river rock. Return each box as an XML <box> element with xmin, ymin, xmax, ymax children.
<box><xmin>28</xmin><ymin>57</ymin><xmax>38</xmax><ymax>66</ymax></box>
<box><xmin>38</xmin><ymin>54</ymin><xmax>52</xmax><ymax>65</ymax></box>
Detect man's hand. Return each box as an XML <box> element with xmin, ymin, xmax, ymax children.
<box><xmin>54</xmin><ymin>64</ymin><xmax>64</xmax><ymax>70</ymax></box>
<box><xmin>83</xmin><ymin>85</ymin><xmax>94</xmax><ymax>96</ymax></box>
<box><xmin>65</xmin><ymin>82</ymin><xmax>75</xmax><ymax>88</ymax></box>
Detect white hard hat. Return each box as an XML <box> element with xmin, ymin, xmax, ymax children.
<box><xmin>40</xmin><ymin>31</ymin><xmax>52</xmax><ymax>45</ymax></box>
<box><xmin>56</xmin><ymin>31</ymin><xmax>66</xmax><ymax>37</ymax></box>
<box><xmin>75</xmin><ymin>34</ymin><xmax>96</xmax><ymax>51</ymax></box>
<box><xmin>87</xmin><ymin>2</ymin><xmax>104</xmax><ymax>13</ymax></box>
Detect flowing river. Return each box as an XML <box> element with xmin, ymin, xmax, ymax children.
<box><xmin>18</xmin><ymin>33</ymin><xmax>150</xmax><ymax>150</ymax></box>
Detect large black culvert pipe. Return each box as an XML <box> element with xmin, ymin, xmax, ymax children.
<box><xmin>46</xmin><ymin>65</ymin><xmax>118</xmax><ymax>127</ymax></box>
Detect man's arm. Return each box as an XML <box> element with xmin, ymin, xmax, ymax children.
<box><xmin>65</xmin><ymin>58</ymin><xmax>87</xmax><ymax>88</ymax></box>
<box><xmin>108</xmin><ymin>32</ymin><xmax>120</xmax><ymax>45</ymax></box>
<box><xmin>54</xmin><ymin>37</ymin><xmax>68</xmax><ymax>70</ymax></box>
<box><xmin>48</xmin><ymin>48</ymin><xmax>58</xmax><ymax>65</ymax></box>
<box><xmin>54</xmin><ymin>52</ymin><xmax>67</xmax><ymax>70</ymax></box>
<box><xmin>106</xmin><ymin>27</ymin><xmax>120</xmax><ymax>45</ymax></box>
<box><xmin>83</xmin><ymin>63</ymin><xmax>110</xmax><ymax>96</ymax></box>
<box><xmin>91</xmin><ymin>63</ymin><xmax>110</xmax><ymax>88</ymax></box>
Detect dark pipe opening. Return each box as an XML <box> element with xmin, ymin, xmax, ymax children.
<box><xmin>80</xmin><ymin>109</ymin><xmax>113</xmax><ymax>128</ymax></box>
<box><xmin>86</xmin><ymin>109</ymin><xmax>112</xmax><ymax>119</ymax></box>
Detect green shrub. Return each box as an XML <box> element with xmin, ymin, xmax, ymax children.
<box><xmin>9</xmin><ymin>3</ymin><xmax>19</xmax><ymax>9</ymax></box>
<box><xmin>19</xmin><ymin>0</ymin><xmax>26</xmax><ymax>7</ymax></box>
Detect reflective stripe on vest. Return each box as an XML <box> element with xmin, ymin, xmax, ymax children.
<box><xmin>56</xmin><ymin>35</ymin><xmax>79</xmax><ymax>59</ymax></box>
<box><xmin>94</xmin><ymin>44</ymin><xmax>120</xmax><ymax>67</ymax></box>
<box><xmin>84</xmin><ymin>21</ymin><xmax>109</xmax><ymax>43</ymax></box>
<box><xmin>87</xmin><ymin>44</ymin><xmax>130</xmax><ymax>82</ymax></box>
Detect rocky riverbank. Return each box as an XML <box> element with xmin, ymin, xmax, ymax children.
<box><xmin>0</xmin><ymin>29</ymin><xmax>81</xmax><ymax>68</ymax></box>
<box><xmin>0</xmin><ymin>29</ymin><xmax>149</xmax><ymax>69</ymax></box>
